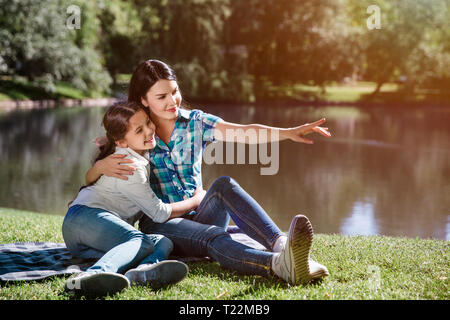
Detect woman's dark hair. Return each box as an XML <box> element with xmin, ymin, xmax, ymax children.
<box><xmin>95</xmin><ymin>100</ymin><xmax>148</xmax><ymax>162</ymax></box>
<box><xmin>128</xmin><ymin>59</ymin><xmax>177</xmax><ymax>104</ymax></box>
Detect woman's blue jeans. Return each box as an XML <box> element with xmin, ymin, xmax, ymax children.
<box><xmin>139</xmin><ymin>176</ymin><xmax>284</xmax><ymax>277</ymax></box>
<box><xmin>62</xmin><ymin>205</ymin><xmax>173</xmax><ymax>274</ymax></box>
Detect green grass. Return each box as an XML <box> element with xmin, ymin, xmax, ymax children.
<box><xmin>264</xmin><ymin>81</ymin><xmax>450</xmax><ymax>105</ymax></box>
<box><xmin>0</xmin><ymin>77</ymin><xmax>102</xmax><ymax>101</ymax></box>
<box><xmin>2</xmin><ymin>75</ymin><xmax>448</xmax><ymax>106</ymax></box>
<box><xmin>0</xmin><ymin>207</ymin><xmax>448</xmax><ymax>300</ymax></box>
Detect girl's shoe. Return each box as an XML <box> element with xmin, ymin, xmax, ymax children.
<box><xmin>64</xmin><ymin>271</ymin><xmax>130</xmax><ymax>297</ymax></box>
<box><xmin>125</xmin><ymin>260</ymin><xmax>189</xmax><ymax>289</ymax></box>
<box><xmin>271</xmin><ymin>215</ymin><xmax>314</xmax><ymax>285</ymax></box>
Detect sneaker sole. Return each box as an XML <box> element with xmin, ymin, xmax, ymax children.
<box><xmin>310</xmin><ymin>266</ymin><xmax>330</xmax><ymax>279</ymax></box>
<box><xmin>73</xmin><ymin>272</ymin><xmax>130</xmax><ymax>297</ymax></box>
<box><xmin>289</xmin><ymin>215</ymin><xmax>314</xmax><ymax>285</ymax></box>
<box><xmin>125</xmin><ymin>260</ymin><xmax>188</xmax><ymax>289</ymax></box>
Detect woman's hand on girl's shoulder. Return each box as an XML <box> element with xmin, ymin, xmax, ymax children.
<box><xmin>95</xmin><ymin>154</ymin><xmax>136</xmax><ymax>181</ymax></box>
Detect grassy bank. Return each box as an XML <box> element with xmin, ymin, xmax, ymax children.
<box><xmin>262</xmin><ymin>81</ymin><xmax>450</xmax><ymax>106</ymax></box>
<box><xmin>0</xmin><ymin>77</ymin><xmax>104</xmax><ymax>101</ymax></box>
<box><xmin>1</xmin><ymin>76</ymin><xmax>449</xmax><ymax>107</ymax></box>
<box><xmin>0</xmin><ymin>208</ymin><xmax>448</xmax><ymax>300</ymax></box>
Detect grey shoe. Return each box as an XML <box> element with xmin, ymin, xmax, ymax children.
<box><xmin>272</xmin><ymin>215</ymin><xmax>314</xmax><ymax>285</ymax></box>
<box><xmin>125</xmin><ymin>260</ymin><xmax>189</xmax><ymax>289</ymax></box>
<box><xmin>64</xmin><ymin>271</ymin><xmax>130</xmax><ymax>297</ymax></box>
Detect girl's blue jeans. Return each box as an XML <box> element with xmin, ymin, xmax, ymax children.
<box><xmin>62</xmin><ymin>205</ymin><xmax>173</xmax><ymax>274</ymax></box>
<box><xmin>139</xmin><ymin>176</ymin><xmax>284</xmax><ymax>277</ymax></box>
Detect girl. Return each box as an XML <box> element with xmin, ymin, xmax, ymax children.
<box><xmin>63</xmin><ymin>101</ymin><xmax>207</xmax><ymax>297</ymax></box>
<box><xmin>86</xmin><ymin>60</ymin><xmax>331</xmax><ymax>286</ymax></box>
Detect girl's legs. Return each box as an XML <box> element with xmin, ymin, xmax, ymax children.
<box><xmin>62</xmin><ymin>205</ymin><xmax>159</xmax><ymax>274</ymax></box>
<box><xmin>62</xmin><ymin>205</ymin><xmax>188</xmax><ymax>294</ymax></box>
<box><xmin>194</xmin><ymin>176</ymin><xmax>285</xmax><ymax>251</ymax></box>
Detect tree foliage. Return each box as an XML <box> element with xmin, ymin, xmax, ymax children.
<box><xmin>0</xmin><ymin>0</ymin><xmax>449</xmax><ymax>100</ymax></box>
<box><xmin>0</xmin><ymin>0</ymin><xmax>111</xmax><ymax>94</ymax></box>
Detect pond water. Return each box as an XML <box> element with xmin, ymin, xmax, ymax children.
<box><xmin>0</xmin><ymin>104</ymin><xmax>449</xmax><ymax>240</ymax></box>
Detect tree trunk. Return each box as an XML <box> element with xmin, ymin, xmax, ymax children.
<box><xmin>371</xmin><ymin>81</ymin><xmax>384</xmax><ymax>96</ymax></box>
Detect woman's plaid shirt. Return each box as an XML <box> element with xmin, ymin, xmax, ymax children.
<box><xmin>148</xmin><ymin>108</ymin><xmax>222</xmax><ymax>203</ymax></box>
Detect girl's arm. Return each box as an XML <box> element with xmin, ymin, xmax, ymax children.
<box><xmin>168</xmin><ymin>188</ymin><xmax>206</xmax><ymax>219</ymax></box>
<box><xmin>214</xmin><ymin>118</ymin><xmax>331</xmax><ymax>145</ymax></box>
<box><xmin>85</xmin><ymin>154</ymin><xmax>136</xmax><ymax>185</ymax></box>
<box><xmin>115</xmin><ymin>166</ymin><xmax>205</xmax><ymax>223</ymax></box>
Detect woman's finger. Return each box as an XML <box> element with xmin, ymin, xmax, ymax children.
<box><xmin>110</xmin><ymin>154</ymin><xmax>127</xmax><ymax>158</ymax></box>
<box><xmin>112</xmin><ymin>173</ymin><xmax>129</xmax><ymax>181</ymax></box>
<box><xmin>307</xmin><ymin>118</ymin><xmax>326</xmax><ymax>127</ymax></box>
<box><xmin>313</xmin><ymin>126</ymin><xmax>331</xmax><ymax>137</ymax></box>
<box><xmin>118</xmin><ymin>167</ymin><xmax>135</xmax><ymax>174</ymax></box>
<box><xmin>117</xmin><ymin>159</ymin><xmax>135</xmax><ymax>166</ymax></box>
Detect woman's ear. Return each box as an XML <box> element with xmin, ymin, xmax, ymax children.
<box><xmin>141</xmin><ymin>96</ymin><xmax>148</xmax><ymax>107</ymax></box>
<box><xmin>115</xmin><ymin>139</ymin><xmax>128</xmax><ymax>148</ymax></box>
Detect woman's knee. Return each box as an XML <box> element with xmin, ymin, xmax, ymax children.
<box><xmin>210</xmin><ymin>176</ymin><xmax>238</xmax><ymax>192</ymax></box>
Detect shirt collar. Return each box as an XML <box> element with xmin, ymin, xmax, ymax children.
<box><xmin>177</xmin><ymin>108</ymin><xmax>191</xmax><ymax>121</ymax></box>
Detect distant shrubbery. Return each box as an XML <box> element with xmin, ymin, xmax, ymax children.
<box><xmin>0</xmin><ymin>0</ymin><xmax>449</xmax><ymax>101</ymax></box>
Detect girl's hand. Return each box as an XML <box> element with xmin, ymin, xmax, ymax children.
<box><xmin>193</xmin><ymin>187</ymin><xmax>207</xmax><ymax>206</ymax></box>
<box><xmin>94</xmin><ymin>154</ymin><xmax>135</xmax><ymax>181</ymax></box>
<box><xmin>285</xmin><ymin>118</ymin><xmax>331</xmax><ymax>144</ymax></box>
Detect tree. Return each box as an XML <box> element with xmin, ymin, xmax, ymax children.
<box><xmin>225</xmin><ymin>0</ymin><xmax>355</xmax><ymax>97</ymax></box>
<box><xmin>0</xmin><ymin>0</ymin><xmax>111</xmax><ymax>94</ymax></box>
<box><xmin>348</xmin><ymin>0</ymin><xmax>450</xmax><ymax>94</ymax></box>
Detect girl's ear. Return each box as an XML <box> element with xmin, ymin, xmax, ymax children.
<box><xmin>115</xmin><ymin>139</ymin><xmax>128</xmax><ymax>148</ymax></box>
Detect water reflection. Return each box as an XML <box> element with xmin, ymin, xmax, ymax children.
<box><xmin>341</xmin><ymin>200</ymin><xmax>378</xmax><ymax>236</ymax></box>
<box><xmin>0</xmin><ymin>104</ymin><xmax>449</xmax><ymax>240</ymax></box>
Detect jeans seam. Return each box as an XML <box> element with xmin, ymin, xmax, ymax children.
<box><xmin>217</xmin><ymin>191</ymin><xmax>276</xmax><ymax>250</ymax></box>
<box><xmin>208</xmin><ymin>242</ymin><xmax>271</xmax><ymax>274</ymax></box>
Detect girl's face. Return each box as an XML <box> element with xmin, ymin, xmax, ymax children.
<box><xmin>141</xmin><ymin>79</ymin><xmax>182</xmax><ymax>121</ymax></box>
<box><xmin>116</xmin><ymin>109</ymin><xmax>156</xmax><ymax>155</ymax></box>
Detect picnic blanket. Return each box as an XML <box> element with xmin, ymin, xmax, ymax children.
<box><xmin>0</xmin><ymin>232</ymin><xmax>266</xmax><ymax>282</ymax></box>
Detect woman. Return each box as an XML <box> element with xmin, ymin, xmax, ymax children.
<box><xmin>86</xmin><ymin>60</ymin><xmax>331</xmax><ymax>285</ymax></box>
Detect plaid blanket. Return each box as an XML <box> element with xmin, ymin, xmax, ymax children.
<box><xmin>0</xmin><ymin>233</ymin><xmax>266</xmax><ymax>282</ymax></box>
<box><xmin>0</xmin><ymin>242</ymin><xmax>94</xmax><ymax>282</ymax></box>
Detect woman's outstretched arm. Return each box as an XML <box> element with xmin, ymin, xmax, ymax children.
<box><xmin>214</xmin><ymin>118</ymin><xmax>331</xmax><ymax>144</ymax></box>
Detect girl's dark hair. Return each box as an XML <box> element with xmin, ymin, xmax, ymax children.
<box><xmin>128</xmin><ymin>59</ymin><xmax>178</xmax><ymax>104</ymax></box>
<box><xmin>95</xmin><ymin>100</ymin><xmax>148</xmax><ymax>162</ymax></box>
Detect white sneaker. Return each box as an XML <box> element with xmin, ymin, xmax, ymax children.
<box><xmin>64</xmin><ymin>271</ymin><xmax>130</xmax><ymax>297</ymax></box>
<box><xmin>272</xmin><ymin>235</ymin><xmax>287</xmax><ymax>252</ymax></box>
<box><xmin>271</xmin><ymin>215</ymin><xmax>314</xmax><ymax>285</ymax></box>
<box><xmin>309</xmin><ymin>259</ymin><xmax>329</xmax><ymax>280</ymax></box>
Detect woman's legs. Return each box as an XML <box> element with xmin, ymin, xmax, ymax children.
<box><xmin>140</xmin><ymin>216</ymin><xmax>273</xmax><ymax>277</ymax></box>
<box><xmin>194</xmin><ymin>176</ymin><xmax>285</xmax><ymax>250</ymax></box>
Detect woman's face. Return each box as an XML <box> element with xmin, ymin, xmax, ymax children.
<box><xmin>141</xmin><ymin>79</ymin><xmax>182</xmax><ymax>121</ymax></box>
